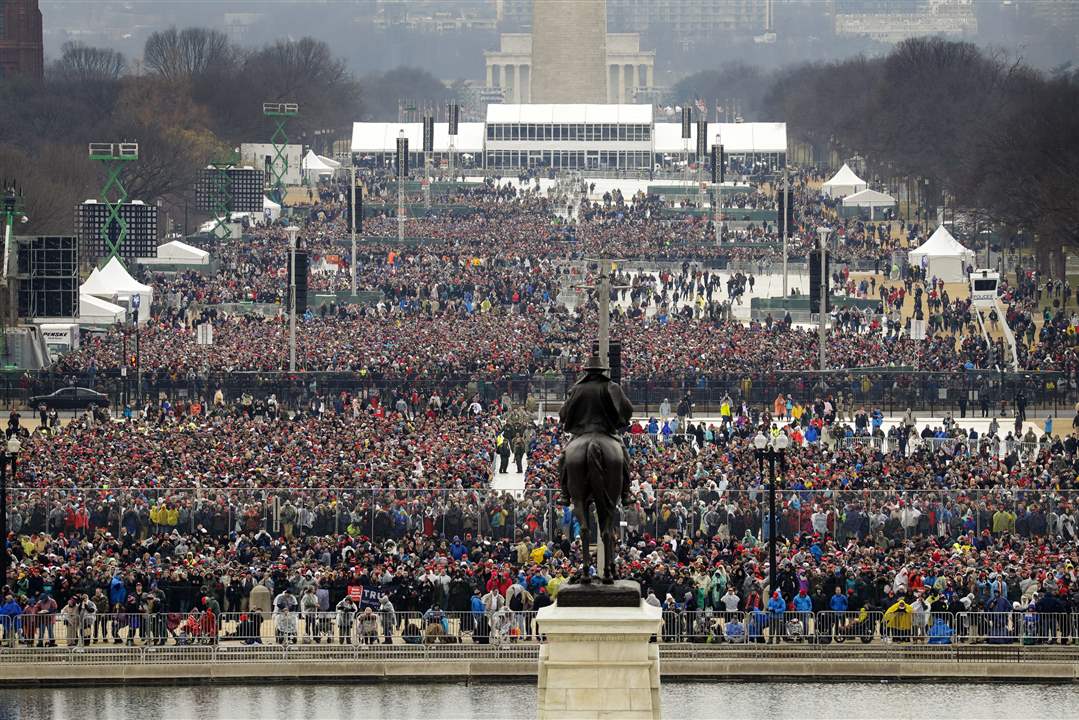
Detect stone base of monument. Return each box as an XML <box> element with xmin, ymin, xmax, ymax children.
<box><xmin>535</xmin><ymin>580</ymin><xmax>662</xmax><ymax>720</ymax></box>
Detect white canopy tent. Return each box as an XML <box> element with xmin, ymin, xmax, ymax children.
<box><xmin>79</xmin><ymin>293</ymin><xmax>126</xmax><ymax>325</ymax></box>
<box><xmin>263</xmin><ymin>195</ymin><xmax>281</xmax><ymax>222</ymax></box>
<box><xmin>302</xmin><ymin>149</ymin><xmax>337</xmax><ymax>179</ymax></box>
<box><xmin>80</xmin><ymin>257</ymin><xmax>154</xmax><ymax>323</ymax></box>
<box><xmin>842</xmin><ymin>188</ymin><xmax>896</xmax><ymax>219</ymax></box>
<box><xmin>148</xmin><ymin>240</ymin><xmax>209</xmax><ymax>266</ymax></box>
<box><xmin>822</xmin><ymin>164</ymin><xmax>867</xmax><ymax>198</ymax></box>
<box><xmin>908</xmin><ymin>226</ymin><xmax>976</xmax><ymax>283</ymax></box>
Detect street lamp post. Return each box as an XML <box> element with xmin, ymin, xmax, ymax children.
<box><xmin>756</xmin><ymin>428</ymin><xmax>788</xmax><ymax>594</ymax></box>
<box><xmin>816</xmin><ymin>226</ymin><xmax>831</xmax><ymax>372</ymax></box>
<box><xmin>350</xmin><ymin>163</ymin><xmax>357</xmax><ymax>296</ymax></box>
<box><xmin>782</xmin><ymin>164</ymin><xmax>790</xmax><ymax>300</ymax></box>
<box><xmin>286</xmin><ymin>225</ymin><xmax>299</xmax><ymax>372</ymax></box>
<box><xmin>397</xmin><ymin>130</ymin><xmax>406</xmax><ymax>245</ymax></box>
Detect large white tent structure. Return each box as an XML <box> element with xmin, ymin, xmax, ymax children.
<box><xmin>908</xmin><ymin>226</ymin><xmax>976</xmax><ymax>282</ymax></box>
<box><xmin>263</xmin><ymin>195</ymin><xmax>281</xmax><ymax>222</ymax></box>
<box><xmin>841</xmin><ymin>188</ymin><xmax>896</xmax><ymax>219</ymax></box>
<box><xmin>138</xmin><ymin>240</ymin><xmax>209</xmax><ymax>267</ymax></box>
<box><xmin>302</xmin><ymin>150</ymin><xmax>339</xmax><ymax>180</ymax></box>
<box><xmin>80</xmin><ymin>257</ymin><xmax>153</xmax><ymax>323</ymax></box>
<box><xmin>822</xmin><ymin>164</ymin><xmax>867</xmax><ymax>198</ymax></box>
<box><xmin>79</xmin><ymin>293</ymin><xmax>126</xmax><ymax>325</ymax></box>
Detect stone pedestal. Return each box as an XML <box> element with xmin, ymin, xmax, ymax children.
<box><xmin>535</xmin><ymin>592</ymin><xmax>662</xmax><ymax>720</ymax></box>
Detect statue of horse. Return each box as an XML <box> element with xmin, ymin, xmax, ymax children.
<box><xmin>560</xmin><ymin>432</ymin><xmax>625</xmax><ymax>584</ymax></box>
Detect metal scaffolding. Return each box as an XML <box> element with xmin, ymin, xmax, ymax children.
<box><xmin>88</xmin><ymin>142</ymin><xmax>139</xmax><ymax>264</ymax></box>
<box><xmin>208</xmin><ymin>151</ymin><xmax>240</xmax><ymax>241</ymax></box>
<box><xmin>262</xmin><ymin>102</ymin><xmax>298</xmax><ymax>205</ymax></box>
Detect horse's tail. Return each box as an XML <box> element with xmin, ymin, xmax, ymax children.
<box><xmin>587</xmin><ymin>437</ymin><xmax>618</xmax><ymax>519</ymax></box>
<box><xmin>586</xmin><ymin>437</ymin><xmax>606</xmax><ymax>487</ymax></box>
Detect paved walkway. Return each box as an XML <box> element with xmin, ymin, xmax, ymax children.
<box><xmin>491</xmin><ymin>454</ymin><xmax>527</xmax><ymax>495</ymax></box>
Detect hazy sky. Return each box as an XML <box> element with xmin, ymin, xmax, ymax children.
<box><xmin>37</xmin><ymin>1</ymin><xmax>1079</xmax><ymax>78</ymax></box>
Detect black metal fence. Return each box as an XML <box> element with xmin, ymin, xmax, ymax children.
<box><xmin>8</xmin><ymin>368</ymin><xmax>1075</xmax><ymax>417</ymax></box>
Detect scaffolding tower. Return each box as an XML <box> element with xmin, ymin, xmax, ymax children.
<box><xmin>1</xmin><ymin>181</ymin><xmax>27</xmax><ymax>355</ymax></box>
<box><xmin>88</xmin><ymin>142</ymin><xmax>139</xmax><ymax>265</ymax></box>
<box><xmin>262</xmin><ymin>102</ymin><xmax>298</xmax><ymax>205</ymax></box>
<box><xmin>209</xmin><ymin>151</ymin><xmax>240</xmax><ymax>241</ymax></box>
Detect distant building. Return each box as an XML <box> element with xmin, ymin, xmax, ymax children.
<box><xmin>501</xmin><ymin>0</ymin><xmax>770</xmax><ymax>38</ymax></box>
<box><xmin>373</xmin><ymin>1</ymin><xmax>498</xmax><ymax>32</ymax></box>
<box><xmin>835</xmin><ymin>0</ymin><xmax>977</xmax><ymax>43</ymax></box>
<box><xmin>530</xmin><ymin>0</ymin><xmax>608</xmax><ymax>104</ymax></box>
<box><xmin>350</xmin><ymin>103</ymin><xmax>787</xmax><ymax>173</ymax></box>
<box><xmin>608</xmin><ymin>0</ymin><xmax>768</xmax><ymax>37</ymax></box>
<box><xmin>484</xmin><ymin>31</ymin><xmax>655</xmax><ymax>104</ymax></box>
<box><xmin>0</xmin><ymin>0</ymin><xmax>43</xmax><ymax>80</ymax></box>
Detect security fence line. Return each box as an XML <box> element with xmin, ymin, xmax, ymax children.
<box><xmin>8</xmin><ymin>487</ymin><xmax>1078</xmax><ymax>550</ymax></box>
<box><xmin>1</xmin><ymin>610</ymin><xmax>1075</xmax><ymax>652</ymax></box>
<box><xmin>12</xmin><ymin>367</ymin><xmax>1079</xmax><ymax>416</ymax></box>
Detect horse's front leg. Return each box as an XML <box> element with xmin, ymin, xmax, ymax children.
<box><xmin>575</xmin><ymin>503</ymin><xmax>592</xmax><ymax>584</ymax></box>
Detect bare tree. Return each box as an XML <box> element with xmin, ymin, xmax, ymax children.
<box><xmin>47</xmin><ymin>42</ymin><xmax>127</xmax><ymax>83</ymax></box>
<box><xmin>144</xmin><ymin>27</ymin><xmax>235</xmax><ymax>82</ymax></box>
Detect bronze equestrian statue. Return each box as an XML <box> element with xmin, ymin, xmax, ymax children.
<box><xmin>558</xmin><ymin>354</ymin><xmax>633</xmax><ymax>584</ymax></box>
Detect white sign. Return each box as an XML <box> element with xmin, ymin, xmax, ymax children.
<box><xmin>196</xmin><ymin>323</ymin><xmax>214</xmax><ymax>346</ymax></box>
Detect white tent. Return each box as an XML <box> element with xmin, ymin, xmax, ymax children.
<box><xmin>908</xmin><ymin>226</ymin><xmax>976</xmax><ymax>283</ymax></box>
<box><xmin>842</xmin><ymin>188</ymin><xmax>896</xmax><ymax>219</ymax></box>
<box><xmin>80</xmin><ymin>257</ymin><xmax>154</xmax><ymax>323</ymax></box>
<box><xmin>79</xmin><ymin>293</ymin><xmax>126</xmax><ymax>325</ymax></box>
<box><xmin>822</xmin><ymin>164</ymin><xmax>867</xmax><ymax>198</ymax></box>
<box><xmin>263</xmin><ymin>195</ymin><xmax>281</xmax><ymax>222</ymax></box>
<box><xmin>153</xmin><ymin>240</ymin><xmax>209</xmax><ymax>265</ymax></box>
<box><xmin>317</xmin><ymin>153</ymin><xmax>340</xmax><ymax>169</ymax></box>
<box><xmin>302</xmin><ymin>149</ymin><xmax>336</xmax><ymax>178</ymax></box>
<box><xmin>198</xmin><ymin>212</ymin><xmax>248</xmax><ymax>235</ymax></box>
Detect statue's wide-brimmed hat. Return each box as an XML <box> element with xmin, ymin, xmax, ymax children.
<box><xmin>583</xmin><ymin>354</ymin><xmax>609</xmax><ymax>372</ymax></box>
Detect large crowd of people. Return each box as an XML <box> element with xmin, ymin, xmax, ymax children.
<box><xmin>4</xmin><ymin>166</ymin><xmax>1078</xmax><ymax>650</ymax></box>
<box><xmin>44</xmin><ymin>166</ymin><xmax>1071</xmax><ymax>384</ymax></box>
<box><xmin>1</xmin><ymin>383</ymin><xmax>1075</xmax><ymax>647</ymax></box>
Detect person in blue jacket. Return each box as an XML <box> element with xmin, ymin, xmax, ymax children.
<box><xmin>469</xmin><ymin>589</ymin><xmax>487</xmax><ymax>643</ymax></box>
<box><xmin>767</xmin><ymin>591</ymin><xmax>786</xmax><ymax>644</ymax></box>
<box><xmin>927</xmin><ymin>616</ymin><xmax>954</xmax><ymax>644</ymax></box>
<box><xmin>449</xmin><ymin>536</ymin><xmax>467</xmax><ymax>561</ymax></box>
<box><xmin>0</xmin><ymin>593</ymin><xmax>23</xmax><ymax>644</ymax></box>
<box><xmin>820</xmin><ymin>587</ymin><xmax>850</xmax><ymax>642</ymax></box>
<box><xmin>109</xmin><ymin>574</ymin><xmax>128</xmax><ymax>643</ymax></box>
<box><xmin>748</xmin><ymin>608</ymin><xmax>768</xmax><ymax>644</ymax></box>
<box><xmin>791</xmin><ymin>589</ymin><xmax>813</xmax><ymax>642</ymax></box>
<box><xmin>829</xmin><ymin>587</ymin><xmax>849</xmax><ymax>613</ymax></box>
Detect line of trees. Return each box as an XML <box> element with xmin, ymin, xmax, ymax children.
<box><xmin>676</xmin><ymin>38</ymin><xmax>1079</xmax><ymax>259</ymax></box>
<box><xmin>764</xmin><ymin>37</ymin><xmax>1079</xmax><ymax>261</ymax></box>
<box><xmin>0</xmin><ymin>28</ymin><xmax>449</xmax><ymax>235</ymax></box>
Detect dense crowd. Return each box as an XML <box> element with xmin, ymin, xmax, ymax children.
<box><xmin>2</xmin><ymin>386</ymin><xmax>1076</xmax><ymax>646</ymax></box>
<box><xmin>56</xmin><ymin>254</ymin><xmax>1024</xmax><ymax>380</ymax></box>
<box><xmin>47</xmin><ymin>168</ymin><xmax>1072</xmax><ymax>382</ymax></box>
<box><xmin>6</xmin><ymin>167</ymin><xmax>1078</xmax><ymax>649</ymax></box>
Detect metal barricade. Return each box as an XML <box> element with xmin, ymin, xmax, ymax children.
<box><xmin>814</xmin><ymin>610</ymin><xmax>883</xmax><ymax>644</ymax></box>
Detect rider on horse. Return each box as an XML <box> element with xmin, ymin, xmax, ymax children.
<box><xmin>558</xmin><ymin>354</ymin><xmax>634</xmax><ymax>506</ymax></box>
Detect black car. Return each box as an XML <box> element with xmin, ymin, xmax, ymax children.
<box><xmin>28</xmin><ymin>387</ymin><xmax>108</xmax><ymax>410</ymax></box>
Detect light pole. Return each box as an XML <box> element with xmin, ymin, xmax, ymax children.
<box><xmin>781</xmin><ymin>164</ymin><xmax>790</xmax><ymax>300</ymax></box>
<box><xmin>816</xmin><ymin>226</ymin><xmax>831</xmax><ymax>372</ymax></box>
<box><xmin>767</xmin><ymin>431</ymin><xmax>789</xmax><ymax>594</ymax></box>
<box><xmin>349</xmin><ymin>163</ymin><xmax>357</xmax><ymax>296</ymax></box>
<box><xmin>397</xmin><ymin>129</ymin><xmax>407</xmax><ymax>245</ymax></box>
<box><xmin>753</xmin><ymin>427</ymin><xmax>780</xmax><ymax>594</ymax></box>
<box><xmin>286</xmin><ymin>225</ymin><xmax>299</xmax><ymax>372</ymax></box>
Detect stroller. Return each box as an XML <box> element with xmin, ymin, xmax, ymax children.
<box><xmin>785</xmin><ymin>616</ymin><xmax>806</xmax><ymax>642</ymax></box>
<box><xmin>275</xmin><ymin>610</ymin><xmax>298</xmax><ymax>646</ymax></box>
